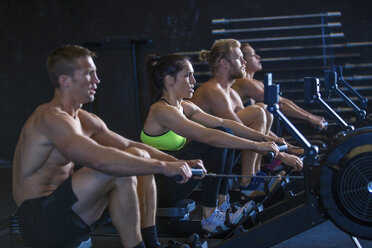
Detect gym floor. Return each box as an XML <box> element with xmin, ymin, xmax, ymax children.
<box><xmin>1</xmin><ymin>168</ymin><xmax>371</xmax><ymax>248</ymax></box>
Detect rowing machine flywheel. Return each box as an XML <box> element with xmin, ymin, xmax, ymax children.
<box><xmin>319</xmin><ymin>126</ymin><xmax>372</xmax><ymax>240</ymax></box>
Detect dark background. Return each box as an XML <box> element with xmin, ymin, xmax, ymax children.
<box><xmin>1</xmin><ymin>0</ymin><xmax>372</xmax><ymax>161</ymax></box>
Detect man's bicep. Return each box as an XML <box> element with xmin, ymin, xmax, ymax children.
<box><xmin>43</xmin><ymin>113</ymin><xmax>103</xmax><ymax>162</ymax></box>
<box><xmin>212</xmin><ymin>102</ymin><xmax>242</xmax><ymax>123</ymax></box>
<box><xmin>80</xmin><ymin>111</ymin><xmax>132</xmax><ymax>150</ymax></box>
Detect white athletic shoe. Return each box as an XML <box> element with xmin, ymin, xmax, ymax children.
<box><xmin>201</xmin><ymin>209</ymin><xmax>230</xmax><ymax>233</ymax></box>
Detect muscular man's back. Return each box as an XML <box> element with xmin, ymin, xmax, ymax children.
<box><xmin>13</xmin><ymin>103</ymin><xmax>77</xmax><ymax>207</ymax></box>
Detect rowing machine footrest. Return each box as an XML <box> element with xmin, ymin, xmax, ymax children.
<box><xmin>157</xmin><ymin>199</ymin><xmax>196</xmax><ymax>218</ymax></box>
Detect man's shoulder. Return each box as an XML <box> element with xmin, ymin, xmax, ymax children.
<box><xmin>78</xmin><ymin>108</ymin><xmax>98</xmax><ymax>120</ymax></box>
<box><xmin>233</xmin><ymin>77</ymin><xmax>264</xmax><ymax>97</ymax></box>
<box><xmin>25</xmin><ymin>103</ymin><xmax>59</xmax><ymax>127</ymax></box>
<box><xmin>233</xmin><ymin>77</ymin><xmax>256</xmax><ymax>89</ymax></box>
<box><xmin>18</xmin><ymin>104</ymin><xmax>57</xmax><ymax>146</ymax></box>
<box><xmin>77</xmin><ymin>109</ymin><xmax>108</xmax><ymax>131</ymax></box>
<box><xmin>30</xmin><ymin>103</ymin><xmax>90</xmax><ymax>132</ymax></box>
<box><xmin>196</xmin><ymin>80</ymin><xmax>223</xmax><ymax>96</ymax></box>
<box><xmin>36</xmin><ymin>104</ymin><xmax>73</xmax><ymax>126</ymax></box>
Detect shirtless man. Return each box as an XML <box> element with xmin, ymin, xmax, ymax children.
<box><xmin>232</xmin><ymin>43</ymin><xmax>327</xmax><ymax>131</ymax></box>
<box><xmin>12</xmin><ymin>45</ymin><xmax>201</xmax><ymax>248</ymax></box>
<box><xmin>191</xmin><ymin>39</ymin><xmax>302</xmax><ymax>196</ymax></box>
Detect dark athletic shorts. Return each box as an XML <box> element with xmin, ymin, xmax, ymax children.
<box><xmin>18</xmin><ymin>177</ymin><xmax>103</xmax><ymax>247</ymax></box>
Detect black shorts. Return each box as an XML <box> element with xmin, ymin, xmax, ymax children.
<box><xmin>18</xmin><ymin>177</ymin><xmax>103</xmax><ymax>247</ymax></box>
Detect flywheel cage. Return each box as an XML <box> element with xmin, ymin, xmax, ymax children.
<box><xmin>335</xmin><ymin>152</ymin><xmax>372</xmax><ymax>224</ymax></box>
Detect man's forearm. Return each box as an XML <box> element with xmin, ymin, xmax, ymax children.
<box><xmin>280</xmin><ymin>97</ymin><xmax>312</xmax><ymax>121</ymax></box>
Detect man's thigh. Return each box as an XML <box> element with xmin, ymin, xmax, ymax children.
<box><xmin>18</xmin><ymin>177</ymin><xmax>94</xmax><ymax>247</ymax></box>
<box><xmin>70</xmin><ymin>167</ymin><xmax>115</xmax><ymax>225</ymax></box>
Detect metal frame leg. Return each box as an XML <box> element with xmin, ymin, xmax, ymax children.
<box><xmin>351</xmin><ymin>236</ymin><xmax>363</xmax><ymax>248</ymax></box>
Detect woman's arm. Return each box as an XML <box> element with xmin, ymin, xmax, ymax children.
<box><xmin>152</xmin><ymin>102</ymin><xmax>279</xmax><ymax>155</ymax></box>
<box><xmin>183</xmin><ymin>100</ymin><xmax>284</xmax><ymax>144</ymax></box>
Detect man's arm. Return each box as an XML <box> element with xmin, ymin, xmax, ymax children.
<box><xmin>82</xmin><ymin>112</ymin><xmax>184</xmax><ymax>162</ymax></box>
<box><xmin>234</xmin><ymin>78</ymin><xmax>326</xmax><ymax>130</ymax></box>
<box><xmin>153</xmin><ymin>101</ymin><xmax>279</xmax><ymax>154</ymax></box>
<box><xmin>279</xmin><ymin>97</ymin><xmax>327</xmax><ymax>130</ymax></box>
<box><xmin>95</xmin><ymin>128</ymin><xmax>180</xmax><ymax>162</ymax></box>
<box><xmin>44</xmin><ymin>110</ymin><xmax>191</xmax><ymax>180</ymax></box>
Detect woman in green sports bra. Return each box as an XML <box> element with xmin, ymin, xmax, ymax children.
<box><xmin>142</xmin><ymin>54</ymin><xmax>281</xmax><ymax>234</ymax></box>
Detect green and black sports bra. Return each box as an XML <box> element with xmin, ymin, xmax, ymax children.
<box><xmin>140</xmin><ymin>99</ymin><xmax>187</xmax><ymax>151</ymax></box>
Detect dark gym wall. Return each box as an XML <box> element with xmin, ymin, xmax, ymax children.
<box><xmin>0</xmin><ymin>0</ymin><xmax>371</xmax><ymax>161</ymax></box>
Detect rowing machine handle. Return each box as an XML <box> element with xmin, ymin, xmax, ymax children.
<box><xmin>265</xmin><ymin>143</ymin><xmax>288</xmax><ymax>163</ymax></box>
<box><xmin>173</xmin><ymin>168</ymin><xmax>205</xmax><ymax>181</ymax></box>
<box><xmin>316</xmin><ymin>120</ymin><xmax>328</xmax><ymax>131</ymax></box>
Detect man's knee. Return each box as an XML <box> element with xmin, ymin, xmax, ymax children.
<box><xmin>114</xmin><ymin>175</ymin><xmax>138</xmax><ymax>189</ymax></box>
<box><xmin>125</xmin><ymin>147</ymin><xmax>151</xmax><ymax>159</ymax></box>
<box><xmin>239</xmin><ymin>105</ymin><xmax>267</xmax><ymax>125</ymax></box>
<box><xmin>265</xmin><ymin>109</ymin><xmax>273</xmax><ymax>125</ymax></box>
<box><xmin>250</xmin><ymin>105</ymin><xmax>267</xmax><ymax>121</ymax></box>
<box><xmin>255</xmin><ymin>103</ymin><xmax>273</xmax><ymax>121</ymax></box>
<box><xmin>255</xmin><ymin>102</ymin><xmax>266</xmax><ymax>110</ymax></box>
